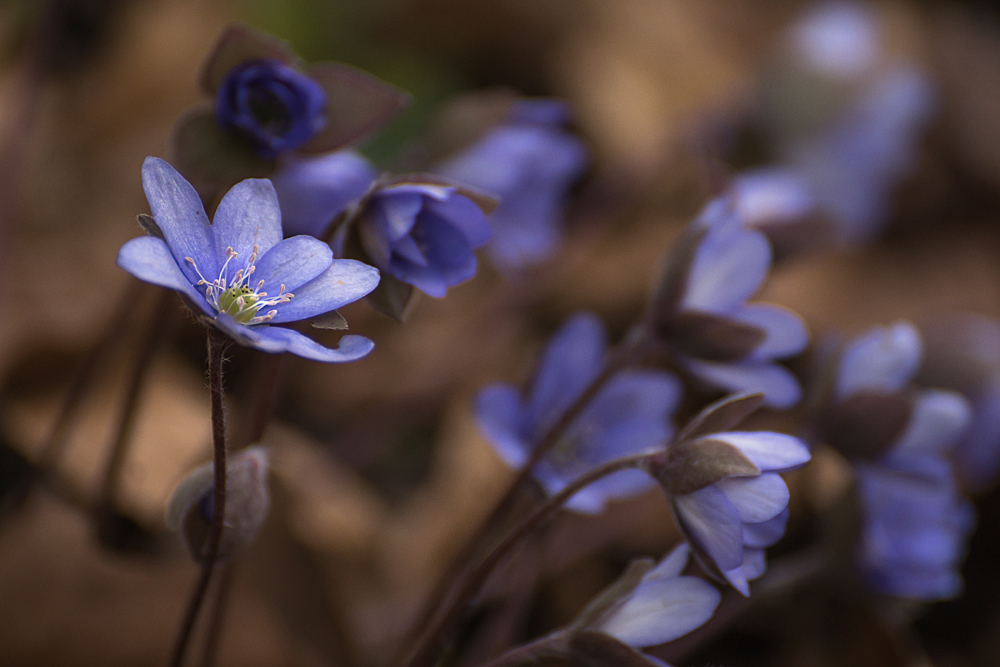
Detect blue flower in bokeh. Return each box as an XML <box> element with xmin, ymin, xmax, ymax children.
<box><xmin>217</xmin><ymin>59</ymin><xmax>328</xmax><ymax>158</ymax></box>
<box><xmin>436</xmin><ymin>100</ymin><xmax>588</xmax><ymax>270</ymax></box>
<box><xmin>665</xmin><ymin>422</ymin><xmax>810</xmax><ymax>595</ymax></box>
<box><xmin>590</xmin><ymin>544</ymin><xmax>721</xmax><ymax>648</ymax></box>
<box><xmin>476</xmin><ymin>312</ymin><xmax>682</xmax><ymax>513</ymax></box>
<box><xmin>271</xmin><ymin>150</ymin><xmax>379</xmax><ymax>238</ymax></box>
<box><xmin>650</xmin><ymin>199</ymin><xmax>808</xmax><ymax>409</ymax></box>
<box><xmin>350</xmin><ymin>180</ymin><xmax>493</xmax><ymax>298</ymax></box>
<box><xmin>830</xmin><ymin>323</ymin><xmax>975</xmax><ymax>599</ymax></box>
<box><xmin>117</xmin><ymin>157</ymin><xmax>380</xmax><ymax>362</ymax></box>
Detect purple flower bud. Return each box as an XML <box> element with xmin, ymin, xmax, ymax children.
<box><xmin>216</xmin><ymin>59</ymin><xmax>328</xmax><ymax>158</ymax></box>
<box><xmin>166</xmin><ymin>447</ymin><xmax>271</xmax><ymax>561</ymax></box>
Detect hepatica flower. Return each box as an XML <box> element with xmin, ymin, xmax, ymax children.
<box><xmin>476</xmin><ymin>312</ymin><xmax>682</xmax><ymax>513</ymax></box>
<box><xmin>647</xmin><ymin>198</ymin><xmax>808</xmax><ymax>409</ymax></box>
<box><xmin>117</xmin><ymin>157</ymin><xmax>379</xmax><ymax>362</ymax></box>
<box><xmin>435</xmin><ymin>99</ymin><xmax>588</xmax><ymax>270</ymax></box>
<box><xmin>821</xmin><ymin>322</ymin><xmax>975</xmax><ymax>599</ymax></box>
<box><xmin>647</xmin><ymin>394</ymin><xmax>811</xmax><ymax>595</ymax></box>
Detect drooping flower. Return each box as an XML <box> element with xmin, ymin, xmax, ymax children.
<box><xmin>116</xmin><ymin>157</ymin><xmax>380</xmax><ymax>362</ymax></box>
<box><xmin>647</xmin><ymin>394</ymin><xmax>811</xmax><ymax>595</ymax></box>
<box><xmin>647</xmin><ymin>198</ymin><xmax>809</xmax><ymax>409</ymax></box>
<box><xmin>750</xmin><ymin>1</ymin><xmax>935</xmax><ymax>247</ymax></box>
<box><xmin>821</xmin><ymin>322</ymin><xmax>975</xmax><ymax>599</ymax></box>
<box><xmin>588</xmin><ymin>544</ymin><xmax>722</xmax><ymax>648</ymax></box>
<box><xmin>166</xmin><ymin>446</ymin><xmax>271</xmax><ymax>561</ymax></box>
<box><xmin>435</xmin><ymin>99</ymin><xmax>588</xmax><ymax>270</ymax></box>
<box><xmin>340</xmin><ymin>177</ymin><xmax>495</xmax><ymax>299</ymax></box>
<box><xmin>172</xmin><ymin>24</ymin><xmax>407</xmax><ymax>194</ymax></box>
<box><xmin>476</xmin><ymin>312</ymin><xmax>682</xmax><ymax>513</ymax></box>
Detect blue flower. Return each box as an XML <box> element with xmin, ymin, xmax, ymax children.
<box><xmin>435</xmin><ymin>100</ymin><xmax>588</xmax><ymax>270</ymax></box>
<box><xmin>590</xmin><ymin>544</ymin><xmax>721</xmax><ymax>647</ymax></box>
<box><xmin>476</xmin><ymin>312</ymin><xmax>682</xmax><ymax>514</ymax></box>
<box><xmin>216</xmin><ymin>59</ymin><xmax>328</xmax><ymax>158</ymax></box>
<box><xmin>665</xmin><ymin>426</ymin><xmax>810</xmax><ymax>595</ymax></box>
<box><xmin>350</xmin><ymin>179</ymin><xmax>493</xmax><ymax>298</ymax></box>
<box><xmin>271</xmin><ymin>150</ymin><xmax>379</xmax><ymax>238</ymax></box>
<box><xmin>650</xmin><ymin>199</ymin><xmax>809</xmax><ymax>409</ymax></box>
<box><xmin>830</xmin><ymin>322</ymin><xmax>975</xmax><ymax>599</ymax></box>
<box><xmin>116</xmin><ymin>157</ymin><xmax>380</xmax><ymax>362</ymax></box>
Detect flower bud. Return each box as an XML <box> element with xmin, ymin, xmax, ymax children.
<box><xmin>166</xmin><ymin>447</ymin><xmax>270</xmax><ymax>561</ymax></box>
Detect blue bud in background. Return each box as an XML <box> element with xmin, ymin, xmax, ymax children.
<box><xmin>436</xmin><ymin>99</ymin><xmax>588</xmax><ymax>270</ymax></box>
<box><xmin>216</xmin><ymin>59</ymin><xmax>328</xmax><ymax>158</ymax></box>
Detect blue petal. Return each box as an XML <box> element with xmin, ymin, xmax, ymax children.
<box><xmin>682</xmin><ymin>357</ymin><xmax>802</xmax><ymax>409</ymax></box>
<box><xmin>836</xmin><ymin>322</ymin><xmax>922</xmax><ymax>400</ymax></box>
<box><xmin>526</xmin><ymin>312</ymin><xmax>607</xmax><ymax>436</ymax></box>
<box><xmin>711</xmin><ymin>432</ymin><xmax>811</xmax><ymax>472</ymax></box>
<box><xmin>253</xmin><ymin>235</ymin><xmax>333</xmax><ymax>296</ymax></box>
<box><xmin>581</xmin><ymin>370</ymin><xmax>683</xmax><ymax>436</ymax></box>
<box><xmin>743</xmin><ymin>509</ymin><xmax>789</xmax><ymax>548</ymax></box>
<box><xmin>271</xmin><ymin>151</ymin><xmax>378</xmax><ymax>238</ymax></box>
<box><xmin>673</xmin><ymin>485</ymin><xmax>745</xmax><ymax>572</ymax></box>
<box><xmin>212</xmin><ymin>178</ymin><xmax>283</xmax><ymax>267</ymax></box>
<box><xmin>597</xmin><ymin>575</ymin><xmax>721</xmax><ymax>648</ymax></box>
<box><xmin>715</xmin><ymin>473</ymin><xmax>790</xmax><ymax>524</ymax></box>
<box><xmin>141</xmin><ymin>157</ymin><xmax>217</xmax><ymax>284</ymax></box>
<box><xmin>887</xmin><ymin>389</ymin><xmax>971</xmax><ymax>461</ymax></box>
<box><xmin>116</xmin><ymin>236</ymin><xmax>213</xmax><ymax>317</ymax></box>
<box><xmin>475</xmin><ymin>384</ymin><xmax>530</xmax><ymax>468</ymax></box>
<box><xmin>724</xmin><ymin>547</ymin><xmax>767</xmax><ymax>596</ymax></box>
<box><xmin>376</xmin><ymin>191</ymin><xmax>424</xmax><ymax>241</ymax></box>
<box><xmin>732</xmin><ymin>168</ymin><xmax>815</xmax><ymax>227</ymax></box>
<box><xmin>229</xmin><ymin>321</ymin><xmax>375</xmax><ymax>362</ymax></box>
<box><xmin>424</xmin><ymin>194</ymin><xmax>492</xmax><ymax>248</ymax></box>
<box><xmin>733</xmin><ymin>304</ymin><xmax>809</xmax><ymax>360</ymax></box>
<box><xmin>388</xmin><ymin>214</ymin><xmax>477</xmax><ymax>298</ymax></box>
<box><xmin>269</xmin><ymin>259</ymin><xmax>380</xmax><ymax>323</ymax></box>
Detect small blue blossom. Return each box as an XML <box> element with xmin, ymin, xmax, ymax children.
<box><xmin>665</xmin><ymin>425</ymin><xmax>810</xmax><ymax>595</ymax></box>
<box><xmin>350</xmin><ymin>180</ymin><xmax>493</xmax><ymax>298</ymax></box>
<box><xmin>435</xmin><ymin>99</ymin><xmax>588</xmax><ymax>270</ymax></box>
<box><xmin>831</xmin><ymin>322</ymin><xmax>975</xmax><ymax>599</ymax></box>
<box><xmin>271</xmin><ymin>150</ymin><xmax>379</xmax><ymax>238</ymax></box>
<box><xmin>216</xmin><ymin>59</ymin><xmax>328</xmax><ymax>158</ymax></box>
<box><xmin>476</xmin><ymin>312</ymin><xmax>682</xmax><ymax>514</ymax></box>
<box><xmin>651</xmin><ymin>198</ymin><xmax>809</xmax><ymax>409</ymax></box>
<box><xmin>117</xmin><ymin>157</ymin><xmax>380</xmax><ymax>362</ymax></box>
<box><xmin>592</xmin><ymin>544</ymin><xmax>721</xmax><ymax>647</ymax></box>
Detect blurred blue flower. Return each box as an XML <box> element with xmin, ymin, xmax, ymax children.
<box><xmin>652</xmin><ymin>199</ymin><xmax>809</xmax><ymax>408</ymax></box>
<box><xmin>436</xmin><ymin>100</ymin><xmax>588</xmax><ymax>270</ymax></box>
<box><xmin>476</xmin><ymin>312</ymin><xmax>682</xmax><ymax>514</ymax></box>
<box><xmin>832</xmin><ymin>323</ymin><xmax>975</xmax><ymax>599</ymax></box>
<box><xmin>117</xmin><ymin>157</ymin><xmax>380</xmax><ymax>362</ymax></box>
<box><xmin>217</xmin><ymin>59</ymin><xmax>328</xmax><ymax>158</ymax></box>
<box><xmin>667</xmin><ymin>426</ymin><xmax>810</xmax><ymax>595</ymax></box>
<box><xmin>352</xmin><ymin>180</ymin><xmax>493</xmax><ymax>298</ymax></box>
<box><xmin>271</xmin><ymin>150</ymin><xmax>379</xmax><ymax>238</ymax></box>
<box><xmin>592</xmin><ymin>544</ymin><xmax>721</xmax><ymax>647</ymax></box>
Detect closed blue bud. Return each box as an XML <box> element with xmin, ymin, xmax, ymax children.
<box><xmin>216</xmin><ymin>59</ymin><xmax>328</xmax><ymax>158</ymax></box>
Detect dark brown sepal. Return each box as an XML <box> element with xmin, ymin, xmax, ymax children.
<box><xmin>199</xmin><ymin>24</ymin><xmax>297</xmax><ymax>95</ymax></box>
<box><xmin>676</xmin><ymin>392</ymin><xmax>765</xmax><ymax>443</ymax></box>
<box><xmin>365</xmin><ymin>273</ymin><xmax>418</xmax><ymax>323</ymax></box>
<box><xmin>656</xmin><ymin>310</ymin><xmax>766</xmax><ymax>362</ymax></box>
<box><xmin>819</xmin><ymin>391</ymin><xmax>912</xmax><ymax>461</ymax></box>
<box><xmin>649</xmin><ymin>438</ymin><xmax>760</xmax><ymax>496</ymax></box>
<box><xmin>137</xmin><ymin>213</ymin><xmax>164</xmax><ymax>240</ymax></box>
<box><xmin>310</xmin><ymin>310</ymin><xmax>349</xmax><ymax>330</ymax></box>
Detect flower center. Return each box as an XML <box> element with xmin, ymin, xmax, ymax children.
<box><xmin>185</xmin><ymin>245</ymin><xmax>293</xmax><ymax>325</ymax></box>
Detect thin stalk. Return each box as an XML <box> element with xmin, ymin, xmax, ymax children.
<box><xmin>477</xmin><ymin>633</ymin><xmax>568</xmax><ymax>667</ymax></box>
<box><xmin>395</xmin><ymin>336</ymin><xmax>646</xmax><ymax>662</ymax></box>
<box><xmin>169</xmin><ymin>329</ymin><xmax>229</xmax><ymax>667</ymax></box>
<box><xmin>400</xmin><ymin>453</ymin><xmax>652</xmax><ymax>667</ymax></box>
<box><xmin>198</xmin><ymin>561</ymin><xmax>236</xmax><ymax>667</ymax></box>
<box><xmin>98</xmin><ymin>289</ymin><xmax>173</xmax><ymax>509</ymax></box>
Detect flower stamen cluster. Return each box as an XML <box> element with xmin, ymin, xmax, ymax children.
<box><xmin>185</xmin><ymin>244</ymin><xmax>293</xmax><ymax>325</ymax></box>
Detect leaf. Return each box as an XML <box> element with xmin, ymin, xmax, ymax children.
<box><xmin>657</xmin><ymin>310</ymin><xmax>766</xmax><ymax>362</ymax></box>
<box><xmin>676</xmin><ymin>392</ymin><xmax>765</xmax><ymax>443</ymax></box>
<box><xmin>569</xmin><ymin>631</ymin><xmax>666</xmax><ymax>667</ymax></box>
<box><xmin>820</xmin><ymin>391</ymin><xmax>912</xmax><ymax>461</ymax></box>
<box><xmin>170</xmin><ymin>104</ymin><xmax>275</xmax><ymax>196</ymax></box>
<box><xmin>199</xmin><ymin>24</ymin><xmax>297</xmax><ymax>94</ymax></box>
<box><xmin>136</xmin><ymin>213</ymin><xmax>164</xmax><ymax>240</ymax></box>
<box><xmin>365</xmin><ymin>273</ymin><xmax>417</xmax><ymax>322</ymax></box>
<box><xmin>298</xmin><ymin>62</ymin><xmax>411</xmax><ymax>154</ymax></box>
<box><xmin>651</xmin><ymin>438</ymin><xmax>760</xmax><ymax>496</ymax></box>
<box><xmin>310</xmin><ymin>310</ymin><xmax>349</xmax><ymax>330</ymax></box>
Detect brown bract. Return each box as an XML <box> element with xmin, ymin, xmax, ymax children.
<box><xmin>819</xmin><ymin>390</ymin><xmax>912</xmax><ymax>461</ymax></box>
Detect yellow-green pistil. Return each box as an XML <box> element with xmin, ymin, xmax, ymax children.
<box><xmin>186</xmin><ymin>245</ymin><xmax>293</xmax><ymax>325</ymax></box>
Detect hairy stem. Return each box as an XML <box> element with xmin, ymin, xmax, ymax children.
<box><xmin>199</xmin><ymin>561</ymin><xmax>236</xmax><ymax>667</ymax></box>
<box><xmin>400</xmin><ymin>453</ymin><xmax>652</xmax><ymax>667</ymax></box>
<box><xmin>395</xmin><ymin>335</ymin><xmax>646</xmax><ymax>663</ymax></box>
<box><xmin>169</xmin><ymin>329</ymin><xmax>229</xmax><ymax>667</ymax></box>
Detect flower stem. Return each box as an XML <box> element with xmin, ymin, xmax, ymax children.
<box><xmin>198</xmin><ymin>561</ymin><xmax>236</xmax><ymax>667</ymax></box>
<box><xmin>394</xmin><ymin>334</ymin><xmax>646</xmax><ymax>664</ymax></box>
<box><xmin>169</xmin><ymin>329</ymin><xmax>229</xmax><ymax>667</ymax></box>
<box><xmin>399</xmin><ymin>452</ymin><xmax>652</xmax><ymax>667</ymax></box>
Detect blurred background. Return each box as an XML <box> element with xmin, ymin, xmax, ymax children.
<box><xmin>2</xmin><ymin>0</ymin><xmax>1000</xmax><ymax>665</ymax></box>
